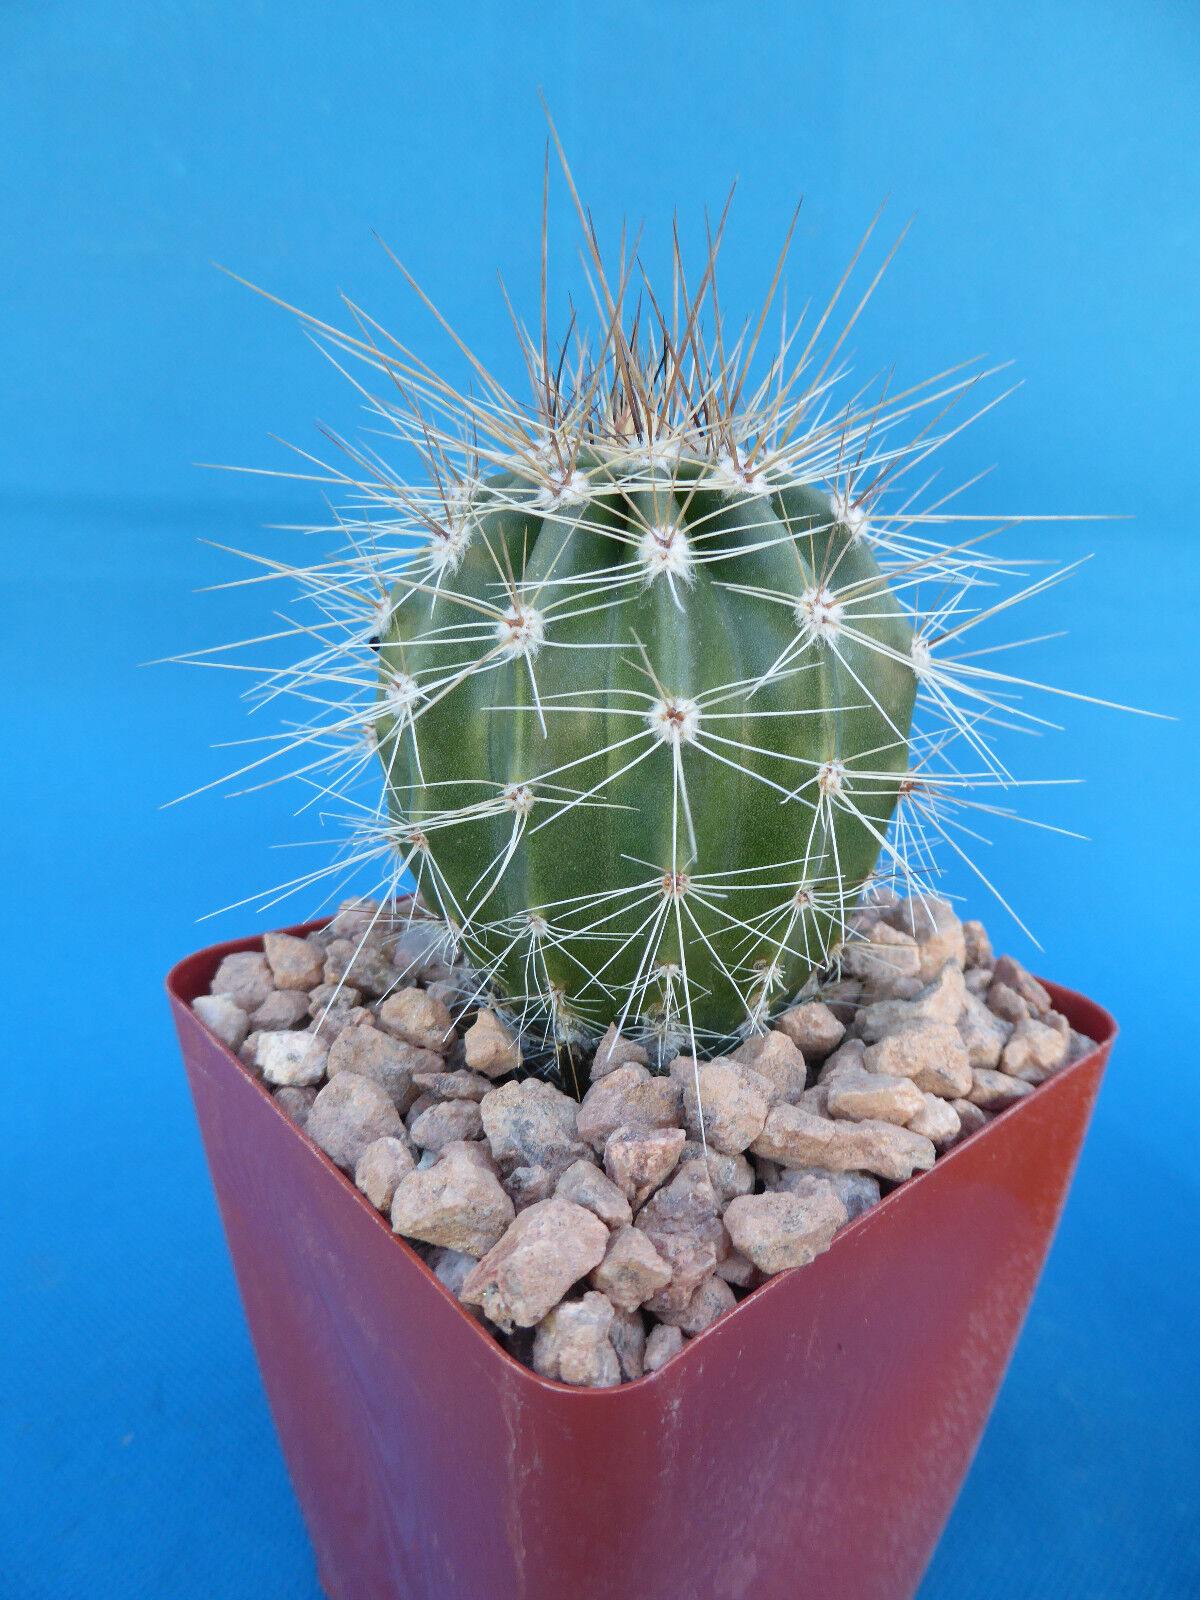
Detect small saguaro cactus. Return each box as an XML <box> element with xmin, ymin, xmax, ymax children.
<box><xmin>201</xmin><ymin>138</ymin><xmax>1110</xmax><ymax>1063</ymax></box>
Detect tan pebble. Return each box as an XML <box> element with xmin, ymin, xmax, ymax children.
<box><xmin>480</xmin><ymin>1077</ymin><xmax>586</xmax><ymax>1170</ymax></box>
<box><xmin>390</xmin><ymin>1155</ymin><xmax>514</xmax><ymax>1256</ymax></box>
<box><xmin>459</xmin><ymin>1197</ymin><xmax>610</xmax><ymax>1330</ymax></box>
<box><xmin>1000</xmin><ymin>1016</ymin><xmax>1068</xmax><ymax>1082</ymax></box>
<box><xmin>677</xmin><ymin>1141</ymin><xmax>755</xmax><ymax>1206</ymax></box>
<box><xmin>682</xmin><ymin>1060</ymin><xmax>769</xmax><ymax>1155</ymax></box>
<box><xmin>799</xmin><ymin>1083</ymin><xmax>830</xmax><ymax>1116</ymax></box>
<box><xmin>409</xmin><ymin>1099</ymin><xmax>484</xmax><ymax>1152</ymax></box>
<box><xmin>750</xmin><ymin>1103</ymin><xmax>936</xmax><ymax>1183</ymax></box>
<box><xmin>404</xmin><ymin>1091</ymin><xmax>438</xmax><ymax>1128</ymax></box>
<box><xmin>262</xmin><ymin>931</ymin><xmax>325</xmax><ymax>992</ymax></box>
<box><xmin>884</xmin><ymin>895</ymin><xmax>967</xmax><ymax>981</ymax></box>
<box><xmin>589</xmin><ymin>1224</ymin><xmax>673</xmax><ymax>1312</ymax></box>
<box><xmin>249</xmin><ymin>990</ymin><xmax>311</xmax><ymax>1031</ymax></box>
<box><xmin>886</xmin><ymin>977</ymin><xmax>925</xmax><ymax>1001</ymax></box>
<box><xmin>437</xmin><ymin>1139</ymin><xmax>501</xmax><ymax>1176</ymax></box>
<box><xmin>532</xmin><ymin>1292</ymin><xmax>621</xmax><ymax>1388</ymax></box>
<box><xmin>774</xmin><ymin>1000</ymin><xmax>845</xmax><ymax>1062</ymax></box>
<box><xmin>863</xmin><ymin>1019</ymin><xmax>972</xmax><ymax>1098</ymax></box>
<box><xmin>1068</xmin><ymin>1029</ymin><xmax>1096</xmax><ymax>1063</ymax></box>
<box><xmin>322</xmin><ymin>938</ymin><xmax>395</xmax><ymax>1000</ymax></box>
<box><xmin>577</xmin><ymin>1065</ymin><xmax>683</xmax><ymax>1153</ymax></box>
<box><xmin>906</xmin><ymin>1092</ymin><xmax>961</xmax><ymax>1150</ymax></box>
<box><xmin>211</xmin><ymin>951</ymin><xmax>275</xmax><ymax>1013</ymax></box>
<box><xmin>307</xmin><ymin>981</ymin><xmax>361</xmax><ymax>1017</ymax></box>
<box><xmin>410</xmin><ymin>1068</ymin><xmax>494</xmax><ymax>1101</ymax></box>
<box><xmin>327</xmin><ymin>897</ymin><xmax>385</xmax><ymax>942</ymax></box>
<box><xmin>957</xmin><ymin>990</ymin><xmax>1012</xmax><ymax>1070</ymax></box>
<box><xmin>728</xmin><ymin>1031</ymin><xmax>808</xmax><ymax>1103</ymax></box>
<box><xmin>608</xmin><ymin>1306</ymin><xmax>647</xmax><ymax>1381</ymax></box>
<box><xmin>590</xmin><ymin>1023</ymin><xmax>649</xmax><ymax>1081</ymax></box>
<box><xmin>424</xmin><ymin>978</ymin><xmax>471</xmax><ymax>1019</ymax></box>
<box><xmin>728</xmin><ymin>1058</ymin><xmax>779</xmax><ymax>1108</ymax></box>
<box><xmin>818</xmin><ymin>1037</ymin><xmax>867</xmax><ymax>1084</ymax></box>
<box><xmin>328</xmin><ymin>1023</ymin><xmax>435</xmax><ymax>1113</ymax></box>
<box><xmin>636</xmin><ymin>1164</ymin><xmax>726</xmax><ymax>1315</ymax></box>
<box><xmin>503</xmin><ymin>1165</ymin><xmax>561</xmax><ymax>1212</ymax></box>
<box><xmin>761</xmin><ymin>1164</ymin><xmax>881</xmax><ymax>1222</ymax></box>
<box><xmin>554</xmin><ymin>1159</ymin><xmax>633</xmax><ymax>1229</ymax></box>
<box><xmin>817</xmin><ymin>979</ymin><xmax>863</xmax><ymax>1025</ymax></box>
<box><xmin>377</xmin><ymin>987</ymin><xmax>456</xmax><ymax>1054</ymax></box>
<box><xmin>272</xmin><ymin>1085</ymin><xmax>316</xmax><ymax>1128</ymax></box>
<box><xmin>714</xmin><ymin>1248</ymin><xmax>760</xmax><ymax>1289</ymax></box>
<box><xmin>992</xmin><ymin>955</ymin><xmax>1053</xmax><ymax>1017</ymax></box>
<box><xmin>826</xmin><ymin>1065</ymin><xmax>925</xmax><ymax>1126</ymax></box>
<box><xmin>463</xmin><ymin>1007</ymin><xmax>522</xmax><ymax>1078</ymax></box>
<box><xmin>841</xmin><ymin>920</ymin><xmax>922</xmax><ymax>985</ymax></box>
<box><xmin>967</xmin><ymin>1068</ymin><xmax>1035</xmax><ymax>1109</ymax></box>
<box><xmin>389</xmin><ymin>917</ymin><xmax>455</xmax><ymax>981</ymax></box>
<box><xmin>987</xmin><ymin>981</ymin><xmax>1029</xmax><ymax>1024</ymax></box>
<box><xmin>306</xmin><ymin>1072</ymin><xmax>402</xmax><ymax>1170</ymax></box>
<box><xmin>310</xmin><ymin>1004</ymin><xmax>371</xmax><ymax>1043</ymax></box>
<box><xmin>724</xmin><ymin>1182</ymin><xmax>847</xmax><ymax>1275</ymax></box>
<box><xmin>604</xmin><ymin>1125</ymin><xmax>686</xmax><ymax>1204</ymax></box>
<box><xmin>859</xmin><ymin>962</ymin><xmax>966</xmax><ymax>1042</ymax></box>
<box><xmin>354</xmin><ymin>1136</ymin><xmax>416</xmax><ymax>1212</ymax></box>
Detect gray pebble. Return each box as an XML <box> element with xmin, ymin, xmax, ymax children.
<box><xmin>191</xmin><ymin>994</ymin><xmax>249</xmax><ymax>1052</ymax></box>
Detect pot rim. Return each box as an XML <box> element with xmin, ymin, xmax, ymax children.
<box><xmin>167</xmin><ymin>916</ymin><xmax>1118</xmax><ymax>1399</ymax></box>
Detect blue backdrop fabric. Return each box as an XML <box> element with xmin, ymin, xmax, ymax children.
<box><xmin>2</xmin><ymin>3</ymin><xmax>1198</xmax><ymax>1597</ymax></box>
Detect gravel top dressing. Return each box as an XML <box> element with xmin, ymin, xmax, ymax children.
<box><xmin>192</xmin><ymin>889</ymin><xmax>1095</xmax><ymax>1386</ymax></box>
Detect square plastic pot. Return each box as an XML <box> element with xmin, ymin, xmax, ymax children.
<box><xmin>168</xmin><ymin>922</ymin><xmax>1115</xmax><ymax>1600</ymax></box>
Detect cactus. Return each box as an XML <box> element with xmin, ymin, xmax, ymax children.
<box><xmin>374</xmin><ymin>455</ymin><xmax>917</xmax><ymax>1046</ymax></box>
<box><xmin>194</xmin><ymin>136</ymin><xmax>1123</xmax><ymax>1063</ymax></box>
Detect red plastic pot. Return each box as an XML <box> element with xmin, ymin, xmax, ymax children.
<box><xmin>168</xmin><ymin>922</ymin><xmax>1116</xmax><ymax>1600</ymax></box>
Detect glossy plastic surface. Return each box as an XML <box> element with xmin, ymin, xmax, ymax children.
<box><xmin>167</xmin><ymin>925</ymin><xmax>1115</xmax><ymax>1600</ymax></box>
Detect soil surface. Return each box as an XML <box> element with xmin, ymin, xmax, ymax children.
<box><xmin>193</xmin><ymin>893</ymin><xmax>1095</xmax><ymax>1384</ymax></box>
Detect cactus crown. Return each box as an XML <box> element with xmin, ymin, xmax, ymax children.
<box><xmin>192</xmin><ymin>140</ymin><xmax>1115</xmax><ymax>1066</ymax></box>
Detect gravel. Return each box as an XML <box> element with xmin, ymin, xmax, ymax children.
<box><xmin>191</xmin><ymin>893</ymin><xmax>1094</xmax><ymax>1386</ymax></box>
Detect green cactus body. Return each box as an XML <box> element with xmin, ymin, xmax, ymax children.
<box><xmin>376</xmin><ymin>455</ymin><xmax>916</xmax><ymax>1046</ymax></box>
<box><xmin>205</xmin><ymin>153</ymin><xmax>1087</xmax><ymax>1066</ymax></box>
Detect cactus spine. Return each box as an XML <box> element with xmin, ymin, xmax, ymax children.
<box><xmin>197</xmin><ymin>138</ymin><xmax>1117</xmax><ymax>1066</ymax></box>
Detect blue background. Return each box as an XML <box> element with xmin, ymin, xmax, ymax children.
<box><xmin>3</xmin><ymin>3</ymin><xmax>1197</xmax><ymax>1596</ymax></box>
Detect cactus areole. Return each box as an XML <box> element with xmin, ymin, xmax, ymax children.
<box><xmin>376</xmin><ymin>459</ymin><xmax>915</xmax><ymax>1046</ymax></box>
